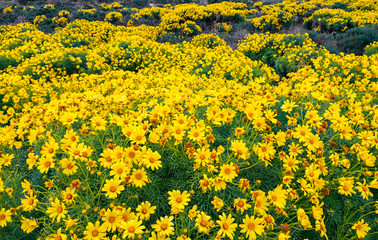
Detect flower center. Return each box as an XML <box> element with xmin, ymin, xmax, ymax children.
<box><xmin>66</xmin><ymin>194</ymin><xmax>72</xmax><ymax>200</ymax></box>
<box><xmin>272</xmin><ymin>195</ymin><xmax>277</xmax><ymax>202</ymax></box>
<box><xmin>176</xmin><ymin>197</ymin><xmax>182</xmax><ymax>203</ymax></box>
<box><xmin>110</xmin><ymin>186</ymin><xmax>117</xmax><ymax>192</ymax></box>
<box><xmin>200</xmin><ymin>220</ymin><xmax>207</xmax><ymax>227</ymax></box>
<box><xmin>238</xmin><ymin>201</ymin><xmax>244</xmax><ymax>207</ymax></box>
<box><xmin>142</xmin><ymin>209</ymin><xmax>147</xmax><ymax>214</ymax></box>
<box><xmin>0</xmin><ymin>214</ymin><xmax>5</xmax><ymax>220</ymax></box>
<box><xmin>109</xmin><ymin>216</ymin><xmax>115</xmax><ymax>223</ymax></box>
<box><xmin>92</xmin><ymin>230</ymin><xmax>98</xmax><ymax>237</ymax></box>
<box><xmin>45</xmin><ymin>161</ymin><xmax>51</xmax><ymax>167</ymax></box>
<box><xmin>128</xmin><ymin>226</ymin><xmax>135</xmax><ymax>233</ymax></box>
<box><xmin>223</xmin><ymin>223</ymin><xmax>229</xmax><ymax>230</ymax></box>
<box><xmin>57</xmin><ymin>206</ymin><xmax>63</xmax><ymax>213</ymax></box>
<box><xmin>203</xmin><ymin>180</ymin><xmax>209</xmax><ymax>186</ymax></box>
<box><xmin>161</xmin><ymin>223</ymin><xmax>168</xmax><ymax>230</ymax></box>
<box><xmin>135</xmin><ymin>173</ymin><xmax>142</xmax><ymax>180</ymax></box>
<box><xmin>224</xmin><ymin>168</ymin><xmax>231</xmax><ymax>174</ymax></box>
<box><xmin>248</xmin><ymin>223</ymin><xmax>255</xmax><ymax>230</ymax></box>
<box><xmin>256</xmin><ymin>200</ymin><xmax>261</xmax><ymax>207</ymax></box>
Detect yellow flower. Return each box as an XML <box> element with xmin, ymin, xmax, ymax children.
<box><xmin>199</xmin><ymin>174</ymin><xmax>213</xmax><ymax>193</ymax></box>
<box><xmin>21</xmin><ymin>193</ymin><xmax>38</xmax><ymax>212</ymax></box>
<box><xmin>64</xmin><ymin>216</ymin><xmax>78</xmax><ymax>230</ymax></box>
<box><xmin>102</xmin><ymin>177</ymin><xmax>125</xmax><ymax>199</ymax></box>
<box><xmin>129</xmin><ymin>126</ymin><xmax>147</xmax><ymax>145</ymax></box>
<box><xmin>110</xmin><ymin>160</ymin><xmax>130</xmax><ymax>179</ymax></box>
<box><xmin>60</xmin><ymin>158</ymin><xmax>78</xmax><ymax>176</ymax></box>
<box><xmin>120</xmin><ymin>207</ymin><xmax>136</xmax><ymax>223</ymax></box>
<box><xmin>136</xmin><ymin>201</ymin><xmax>156</xmax><ymax>221</ymax></box>
<box><xmin>311</xmin><ymin>202</ymin><xmax>324</xmax><ymax>221</ymax></box>
<box><xmin>168</xmin><ymin>190</ymin><xmax>191</xmax><ymax>211</ymax></box>
<box><xmin>352</xmin><ymin>219</ymin><xmax>371</xmax><ymax>239</ymax></box>
<box><xmin>268</xmin><ymin>185</ymin><xmax>287</xmax><ymax>209</ymax></box>
<box><xmin>46</xmin><ymin>198</ymin><xmax>67</xmax><ymax>223</ymax></box>
<box><xmin>211</xmin><ymin>196</ymin><xmax>224</xmax><ymax>212</ymax></box>
<box><xmin>50</xmin><ymin>228</ymin><xmax>67</xmax><ymax>240</ymax></box>
<box><xmin>91</xmin><ymin>115</ymin><xmax>107</xmax><ymax>131</ymax></box>
<box><xmin>20</xmin><ymin>216</ymin><xmax>38</xmax><ymax>233</ymax></box>
<box><xmin>239</xmin><ymin>215</ymin><xmax>264</xmax><ymax>240</ymax></box>
<box><xmin>121</xmin><ymin>219</ymin><xmax>145</xmax><ymax>239</ymax></box>
<box><xmin>195</xmin><ymin>211</ymin><xmax>213</xmax><ymax>234</ymax></box>
<box><xmin>219</xmin><ymin>163</ymin><xmax>238</xmax><ymax>182</ymax></box>
<box><xmin>315</xmin><ymin>218</ymin><xmax>328</xmax><ymax>240</ymax></box>
<box><xmin>278</xmin><ymin>231</ymin><xmax>291</xmax><ymax>240</ymax></box>
<box><xmin>60</xmin><ymin>111</ymin><xmax>77</xmax><ymax>126</ymax></box>
<box><xmin>130</xmin><ymin>168</ymin><xmax>149</xmax><ymax>188</ymax></box>
<box><xmin>0</xmin><ymin>208</ymin><xmax>12</xmax><ymax>227</ymax></box>
<box><xmin>152</xmin><ymin>216</ymin><xmax>175</xmax><ymax>237</ymax></box>
<box><xmin>263</xmin><ymin>214</ymin><xmax>275</xmax><ymax>230</ymax></box>
<box><xmin>230</xmin><ymin>140</ymin><xmax>250</xmax><ymax>160</ymax></box>
<box><xmin>37</xmin><ymin>155</ymin><xmax>55</xmax><ymax>174</ymax></box>
<box><xmin>143</xmin><ymin>149</ymin><xmax>162</xmax><ymax>170</ymax></box>
<box><xmin>254</xmin><ymin>195</ymin><xmax>269</xmax><ymax>215</ymax></box>
<box><xmin>213</xmin><ymin>177</ymin><xmax>227</xmax><ymax>191</ymax></box>
<box><xmin>102</xmin><ymin>208</ymin><xmax>122</xmax><ymax>232</ymax></box>
<box><xmin>233</xmin><ymin>198</ymin><xmax>251</xmax><ymax>214</ymax></box>
<box><xmin>26</xmin><ymin>152</ymin><xmax>39</xmax><ymax>170</ymax></box>
<box><xmin>84</xmin><ymin>221</ymin><xmax>107</xmax><ymax>240</ymax></box>
<box><xmin>0</xmin><ymin>153</ymin><xmax>14</xmax><ymax>167</ymax></box>
<box><xmin>40</xmin><ymin>138</ymin><xmax>59</xmax><ymax>157</ymax></box>
<box><xmin>281</xmin><ymin>100</ymin><xmax>297</xmax><ymax>113</ymax></box>
<box><xmin>355</xmin><ymin>180</ymin><xmax>373</xmax><ymax>200</ymax></box>
<box><xmin>338</xmin><ymin>178</ymin><xmax>356</xmax><ymax>196</ymax></box>
<box><xmin>216</xmin><ymin>213</ymin><xmax>238</xmax><ymax>239</ymax></box>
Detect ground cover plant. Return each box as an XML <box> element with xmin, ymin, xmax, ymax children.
<box><xmin>0</xmin><ymin>1</ymin><xmax>377</xmax><ymax>240</ymax></box>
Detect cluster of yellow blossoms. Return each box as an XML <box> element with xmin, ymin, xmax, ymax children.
<box><xmin>0</xmin><ymin>2</ymin><xmax>377</xmax><ymax>240</ymax></box>
<box><xmin>132</xmin><ymin>2</ymin><xmax>255</xmax><ymax>35</ymax></box>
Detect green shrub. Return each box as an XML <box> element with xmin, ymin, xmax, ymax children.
<box><xmin>364</xmin><ymin>42</ymin><xmax>378</xmax><ymax>56</ymax></box>
<box><xmin>191</xmin><ymin>34</ymin><xmax>227</xmax><ymax>49</ymax></box>
<box><xmin>0</xmin><ymin>55</ymin><xmax>19</xmax><ymax>70</ymax></box>
<box><xmin>336</xmin><ymin>25</ymin><xmax>378</xmax><ymax>55</ymax></box>
<box><xmin>332</xmin><ymin>2</ymin><xmax>352</xmax><ymax>12</ymax></box>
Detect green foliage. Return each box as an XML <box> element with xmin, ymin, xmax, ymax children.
<box><xmin>51</xmin><ymin>52</ymin><xmax>88</xmax><ymax>75</ymax></box>
<box><xmin>332</xmin><ymin>2</ymin><xmax>352</xmax><ymax>12</ymax></box>
<box><xmin>335</xmin><ymin>26</ymin><xmax>378</xmax><ymax>55</ymax></box>
<box><xmin>0</xmin><ymin>55</ymin><xmax>20</xmax><ymax>70</ymax></box>
<box><xmin>365</xmin><ymin>43</ymin><xmax>378</xmax><ymax>56</ymax></box>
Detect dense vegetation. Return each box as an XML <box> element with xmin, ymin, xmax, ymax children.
<box><xmin>0</xmin><ymin>1</ymin><xmax>377</xmax><ymax>240</ymax></box>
